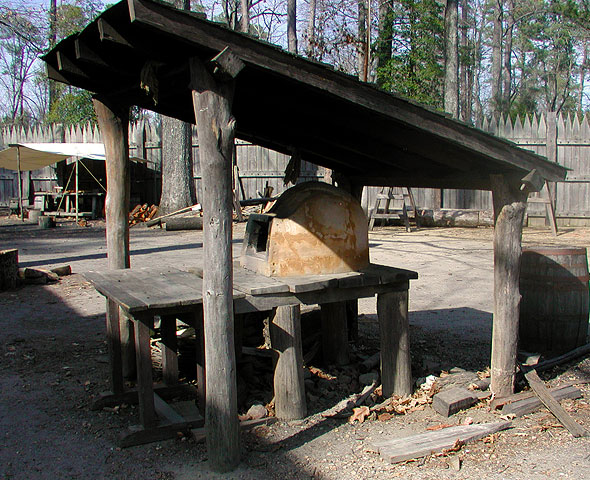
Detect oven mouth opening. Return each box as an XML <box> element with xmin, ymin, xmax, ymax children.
<box><xmin>244</xmin><ymin>214</ymin><xmax>272</xmax><ymax>259</ymax></box>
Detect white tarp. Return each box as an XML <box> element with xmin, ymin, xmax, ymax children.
<box><xmin>0</xmin><ymin>143</ymin><xmax>144</xmax><ymax>171</ymax></box>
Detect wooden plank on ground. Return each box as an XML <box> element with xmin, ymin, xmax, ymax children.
<box><xmin>502</xmin><ymin>385</ymin><xmax>582</xmax><ymax>417</ymax></box>
<box><xmin>522</xmin><ymin>368</ymin><xmax>588</xmax><ymax>437</ymax></box>
<box><xmin>372</xmin><ymin>422</ymin><xmax>512</xmax><ymax>464</ymax></box>
<box><xmin>432</xmin><ymin>387</ymin><xmax>477</xmax><ymax>417</ymax></box>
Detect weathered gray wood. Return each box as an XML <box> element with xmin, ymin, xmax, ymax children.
<box><xmin>106</xmin><ymin>299</ymin><xmax>125</xmax><ymax>394</ymax></box>
<box><xmin>502</xmin><ymin>385</ymin><xmax>582</xmax><ymax>417</ymax></box>
<box><xmin>93</xmin><ymin>98</ymin><xmax>134</xmax><ymax>379</ymax></box>
<box><xmin>321</xmin><ymin>301</ymin><xmax>349</xmax><ymax>366</ymax></box>
<box><xmin>270</xmin><ymin>305</ymin><xmax>307</xmax><ymax>420</ymax></box>
<box><xmin>490</xmin><ymin>174</ymin><xmax>528</xmax><ymax>397</ymax></box>
<box><xmin>159</xmin><ymin>315</ymin><xmax>178</xmax><ymax>385</ymax></box>
<box><xmin>164</xmin><ymin>216</ymin><xmax>203</xmax><ymax>231</ymax></box>
<box><xmin>432</xmin><ymin>387</ymin><xmax>477</xmax><ymax>417</ymax></box>
<box><xmin>209</xmin><ymin>47</ymin><xmax>245</xmax><ymax>81</ymax></box>
<box><xmin>153</xmin><ymin>392</ymin><xmax>184</xmax><ymax>424</ymax></box>
<box><xmin>119</xmin><ymin>417</ymin><xmax>205</xmax><ymax>448</ymax></box>
<box><xmin>193</xmin><ymin>265</ymin><xmax>290</xmax><ymax>295</ymax></box>
<box><xmin>93</xmin><ymin>99</ymin><xmax>130</xmax><ymax>270</ymax></box>
<box><xmin>133</xmin><ymin>315</ymin><xmax>156</xmax><ymax>429</ymax></box>
<box><xmin>0</xmin><ymin>249</ymin><xmax>18</xmax><ymax>291</ymax></box>
<box><xmin>190</xmin><ymin>54</ymin><xmax>240</xmax><ymax>472</ymax></box>
<box><xmin>377</xmin><ymin>290</ymin><xmax>412</xmax><ymax>397</ymax></box>
<box><xmin>522</xmin><ymin>368</ymin><xmax>587</xmax><ymax>437</ymax></box>
<box><xmin>372</xmin><ymin>421</ymin><xmax>512</xmax><ymax>464</ymax></box>
<box><xmin>91</xmin><ymin>383</ymin><xmax>198</xmax><ymax>411</ymax></box>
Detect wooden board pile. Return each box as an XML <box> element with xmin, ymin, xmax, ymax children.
<box><xmin>129</xmin><ymin>204</ymin><xmax>158</xmax><ymax>225</ymax></box>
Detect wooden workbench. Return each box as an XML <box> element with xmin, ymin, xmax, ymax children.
<box><xmin>84</xmin><ymin>263</ymin><xmax>417</xmax><ymax>446</ymax></box>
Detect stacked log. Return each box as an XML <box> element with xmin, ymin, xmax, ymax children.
<box><xmin>129</xmin><ymin>204</ymin><xmax>158</xmax><ymax>225</ymax></box>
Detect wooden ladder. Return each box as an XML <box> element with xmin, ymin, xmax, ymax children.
<box><xmin>368</xmin><ymin>187</ymin><xmax>420</xmax><ymax>232</ymax></box>
<box><xmin>526</xmin><ymin>180</ymin><xmax>558</xmax><ymax>236</ymax></box>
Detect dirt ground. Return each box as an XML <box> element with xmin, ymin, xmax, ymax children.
<box><xmin>1</xmin><ymin>214</ymin><xmax>590</xmax><ymax>479</ymax></box>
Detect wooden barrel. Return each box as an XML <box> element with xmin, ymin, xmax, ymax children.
<box><xmin>519</xmin><ymin>246</ymin><xmax>590</xmax><ymax>356</ymax></box>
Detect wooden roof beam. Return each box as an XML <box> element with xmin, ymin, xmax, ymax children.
<box><xmin>126</xmin><ymin>0</ymin><xmax>566</xmax><ymax>182</ymax></box>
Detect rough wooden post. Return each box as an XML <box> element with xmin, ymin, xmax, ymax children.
<box><xmin>190</xmin><ymin>53</ymin><xmax>241</xmax><ymax>473</ymax></box>
<box><xmin>490</xmin><ymin>174</ymin><xmax>528</xmax><ymax>397</ymax></box>
<box><xmin>321</xmin><ymin>302</ymin><xmax>349</xmax><ymax>365</ymax></box>
<box><xmin>270</xmin><ymin>304</ymin><xmax>307</xmax><ymax>420</ymax></box>
<box><xmin>0</xmin><ymin>249</ymin><xmax>18</xmax><ymax>291</ymax></box>
<box><xmin>160</xmin><ymin>315</ymin><xmax>178</xmax><ymax>385</ymax></box>
<box><xmin>93</xmin><ymin>98</ymin><xmax>136</xmax><ymax>380</ymax></box>
<box><xmin>546</xmin><ymin>111</ymin><xmax>558</xmax><ymax>217</ymax></box>
<box><xmin>377</xmin><ymin>289</ymin><xmax>412</xmax><ymax>397</ymax></box>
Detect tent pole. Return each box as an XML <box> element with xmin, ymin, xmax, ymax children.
<box><xmin>75</xmin><ymin>158</ymin><xmax>79</xmax><ymax>223</ymax></box>
<box><xmin>16</xmin><ymin>146</ymin><xmax>23</xmax><ymax>221</ymax></box>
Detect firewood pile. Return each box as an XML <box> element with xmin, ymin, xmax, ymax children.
<box><xmin>129</xmin><ymin>204</ymin><xmax>158</xmax><ymax>225</ymax></box>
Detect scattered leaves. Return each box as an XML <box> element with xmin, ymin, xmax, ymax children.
<box><xmin>349</xmin><ymin>406</ymin><xmax>370</xmax><ymax>424</ymax></box>
<box><xmin>427</xmin><ymin>423</ymin><xmax>454</xmax><ymax>431</ymax></box>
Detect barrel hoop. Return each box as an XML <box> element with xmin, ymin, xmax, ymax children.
<box><xmin>523</xmin><ymin>247</ymin><xmax>588</xmax><ymax>256</ymax></box>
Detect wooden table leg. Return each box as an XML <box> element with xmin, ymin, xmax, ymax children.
<box><xmin>270</xmin><ymin>304</ymin><xmax>307</xmax><ymax>420</ymax></box>
<box><xmin>346</xmin><ymin>300</ymin><xmax>359</xmax><ymax>343</ymax></box>
<box><xmin>321</xmin><ymin>301</ymin><xmax>349</xmax><ymax>366</ymax></box>
<box><xmin>377</xmin><ymin>289</ymin><xmax>412</xmax><ymax>397</ymax></box>
<box><xmin>133</xmin><ymin>314</ymin><xmax>157</xmax><ymax>429</ymax></box>
<box><xmin>106</xmin><ymin>299</ymin><xmax>124</xmax><ymax>394</ymax></box>
<box><xmin>159</xmin><ymin>315</ymin><xmax>178</xmax><ymax>386</ymax></box>
<box><xmin>193</xmin><ymin>308</ymin><xmax>206</xmax><ymax>413</ymax></box>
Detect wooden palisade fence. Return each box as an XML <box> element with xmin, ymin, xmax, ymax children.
<box><xmin>1</xmin><ymin>113</ymin><xmax>589</xmax><ymax>225</ymax></box>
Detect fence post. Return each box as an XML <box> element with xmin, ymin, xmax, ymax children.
<box><xmin>546</xmin><ymin>112</ymin><xmax>558</xmax><ymax>220</ymax></box>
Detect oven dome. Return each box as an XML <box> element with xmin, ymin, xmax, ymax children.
<box><xmin>241</xmin><ymin>182</ymin><xmax>369</xmax><ymax>277</ymax></box>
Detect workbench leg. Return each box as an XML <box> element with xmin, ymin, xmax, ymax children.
<box><xmin>377</xmin><ymin>290</ymin><xmax>412</xmax><ymax>397</ymax></box>
<box><xmin>120</xmin><ymin>308</ymin><xmax>136</xmax><ymax>380</ymax></box>
<box><xmin>106</xmin><ymin>299</ymin><xmax>124</xmax><ymax>394</ymax></box>
<box><xmin>270</xmin><ymin>305</ymin><xmax>307</xmax><ymax>420</ymax></box>
<box><xmin>321</xmin><ymin>301</ymin><xmax>349</xmax><ymax>366</ymax></box>
<box><xmin>346</xmin><ymin>300</ymin><xmax>359</xmax><ymax>343</ymax></box>
<box><xmin>134</xmin><ymin>316</ymin><xmax>157</xmax><ymax>429</ymax></box>
<box><xmin>159</xmin><ymin>315</ymin><xmax>178</xmax><ymax>386</ymax></box>
<box><xmin>194</xmin><ymin>308</ymin><xmax>206</xmax><ymax>413</ymax></box>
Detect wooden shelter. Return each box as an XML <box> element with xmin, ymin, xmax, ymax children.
<box><xmin>44</xmin><ymin>0</ymin><xmax>567</xmax><ymax>472</ymax></box>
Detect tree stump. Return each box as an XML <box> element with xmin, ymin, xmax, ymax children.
<box><xmin>0</xmin><ymin>249</ymin><xmax>18</xmax><ymax>291</ymax></box>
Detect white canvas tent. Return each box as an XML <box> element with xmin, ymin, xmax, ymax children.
<box><xmin>0</xmin><ymin>143</ymin><xmax>144</xmax><ymax>220</ymax></box>
<box><xmin>0</xmin><ymin>143</ymin><xmax>110</xmax><ymax>171</ymax></box>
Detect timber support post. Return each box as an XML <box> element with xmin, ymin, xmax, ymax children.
<box><xmin>270</xmin><ymin>304</ymin><xmax>307</xmax><ymax>420</ymax></box>
<box><xmin>490</xmin><ymin>174</ymin><xmax>528</xmax><ymax>397</ymax></box>
<box><xmin>377</xmin><ymin>289</ymin><xmax>412</xmax><ymax>397</ymax></box>
<box><xmin>93</xmin><ymin>98</ymin><xmax>136</xmax><ymax>380</ymax></box>
<box><xmin>190</xmin><ymin>51</ymin><xmax>243</xmax><ymax>473</ymax></box>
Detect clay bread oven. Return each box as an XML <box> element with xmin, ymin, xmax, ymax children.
<box><xmin>241</xmin><ymin>182</ymin><xmax>369</xmax><ymax>277</ymax></box>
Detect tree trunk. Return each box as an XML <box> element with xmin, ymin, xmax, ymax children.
<box><xmin>159</xmin><ymin>116</ymin><xmax>195</xmax><ymax>215</ymax></box>
<box><xmin>306</xmin><ymin>0</ymin><xmax>317</xmax><ymax>58</ymax></box>
<box><xmin>190</xmin><ymin>55</ymin><xmax>240</xmax><ymax>473</ymax></box>
<box><xmin>287</xmin><ymin>0</ymin><xmax>297</xmax><ymax>53</ymax></box>
<box><xmin>491</xmin><ymin>0</ymin><xmax>503</xmax><ymax>117</ymax></box>
<box><xmin>376</xmin><ymin>0</ymin><xmax>393</xmax><ymax>86</ymax></box>
<box><xmin>240</xmin><ymin>0</ymin><xmax>249</xmax><ymax>33</ymax></box>
<box><xmin>490</xmin><ymin>174</ymin><xmax>528</xmax><ymax>397</ymax></box>
<box><xmin>159</xmin><ymin>0</ymin><xmax>195</xmax><ymax>216</ymax></box>
<box><xmin>444</xmin><ymin>0</ymin><xmax>459</xmax><ymax>118</ymax></box>
<box><xmin>579</xmin><ymin>41</ymin><xmax>588</xmax><ymax>112</ymax></box>
<box><xmin>357</xmin><ymin>0</ymin><xmax>367</xmax><ymax>80</ymax></box>
<box><xmin>48</xmin><ymin>0</ymin><xmax>58</xmax><ymax>111</ymax></box>
<box><xmin>459</xmin><ymin>0</ymin><xmax>472</xmax><ymax>122</ymax></box>
<box><xmin>501</xmin><ymin>0</ymin><xmax>514</xmax><ymax>115</ymax></box>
